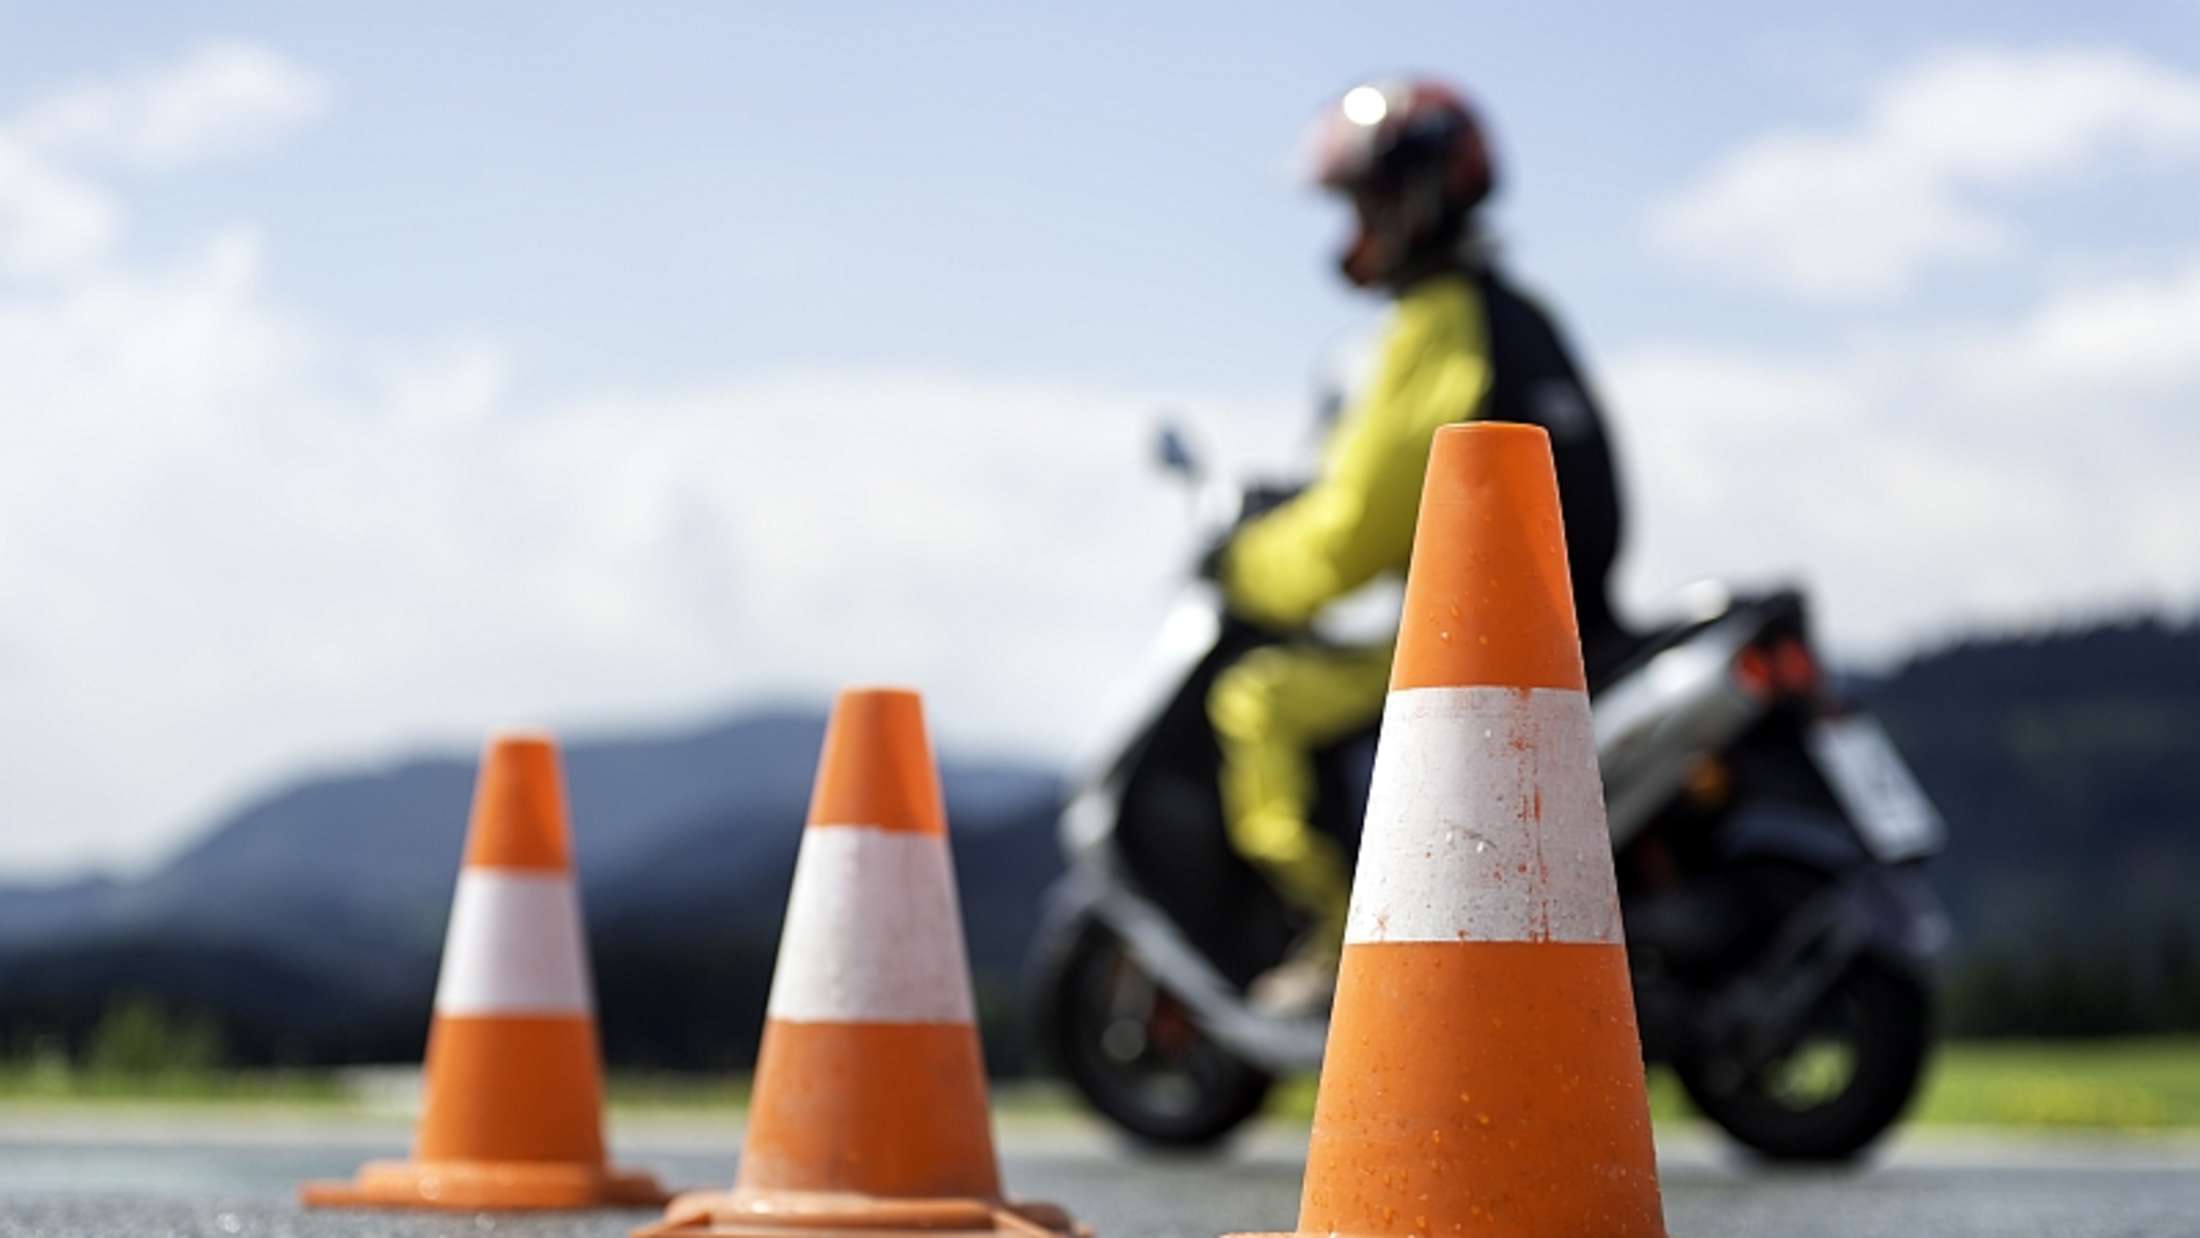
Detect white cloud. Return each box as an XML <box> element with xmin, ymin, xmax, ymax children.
<box><xmin>1649</xmin><ymin>47</ymin><xmax>2200</xmax><ymax>300</ymax></box>
<box><xmin>1632</xmin><ymin>44</ymin><xmax>2200</xmax><ymax>620</ymax></box>
<box><xmin>4</xmin><ymin>42</ymin><xmax>1291</xmax><ymax>878</ymax></box>
<box><xmin>0</xmin><ymin>134</ymin><xmax>118</xmax><ymax>275</ymax></box>
<box><xmin>13</xmin><ymin>39</ymin><xmax>330</xmax><ymax>170</ymax></box>
<box><xmin>0</xmin><ymin>214</ymin><xmax>1248</xmax><ymax>875</ymax></box>
<box><xmin>0</xmin><ymin>40</ymin><xmax>326</xmax><ymax>281</ymax></box>
<box><xmin>1608</xmin><ymin>255</ymin><xmax>2200</xmax><ymax>653</ymax></box>
<box><xmin>1951</xmin><ymin>254</ymin><xmax>2200</xmax><ymax>400</ymax></box>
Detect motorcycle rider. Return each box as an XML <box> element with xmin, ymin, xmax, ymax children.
<box><xmin>1211</xmin><ymin>78</ymin><xmax>1628</xmax><ymax>1014</ymax></box>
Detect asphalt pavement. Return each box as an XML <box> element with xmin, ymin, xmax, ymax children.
<box><xmin>3</xmin><ymin>1113</ymin><xmax>2198</xmax><ymax>1238</ymax></box>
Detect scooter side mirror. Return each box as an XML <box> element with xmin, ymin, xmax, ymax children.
<box><xmin>1155</xmin><ymin>419</ymin><xmax>1202</xmax><ymax>481</ymax></box>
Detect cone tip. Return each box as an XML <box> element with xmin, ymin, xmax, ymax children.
<box><xmin>1393</xmin><ymin>418</ymin><xmax>1586</xmax><ymax>693</ymax></box>
<box><xmin>465</xmin><ymin>729</ymin><xmax>573</xmax><ymax>871</ymax></box>
<box><xmin>1426</xmin><ymin>421</ymin><xmax>1555</xmax><ymax>491</ymax></box>
<box><xmin>484</xmin><ymin>729</ymin><xmax>558</xmax><ymax>759</ymax></box>
<box><xmin>1437</xmin><ymin>418</ymin><xmax>1548</xmax><ymax>445</ymax></box>
<box><xmin>835</xmin><ymin>685</ymin><xmax>924</xmax><ymax>710</ymax></box>
<box><xmin>809</xmin><ymin>685</ymin><xmax>945</xmax><ymax>836</ymax></box>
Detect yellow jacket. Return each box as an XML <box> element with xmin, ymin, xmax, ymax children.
<box><xmin>1222</xmin><ymin>274</ymin><xmax>1493</xmax><ymax>628</ymax></box>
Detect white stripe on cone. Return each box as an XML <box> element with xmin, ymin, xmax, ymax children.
<box><xmin>1346</xmin><ymin>685</ymin><xmax>1622</xmax><ymax>946</ymax></box>
<box><xmin>765</xmin><ymin>824</ymin><xmax>977</xmax><ymax>1025</ymax></box>
<box><xmin>434</xmin><ymin>870</ymin><xmax>595</xmax><ymax>1016</ymax></box>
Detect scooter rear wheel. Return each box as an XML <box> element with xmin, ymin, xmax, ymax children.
<box><xmin>1047</xmin><ymin>927</ymin><xmax>1273</xmax><ymax>1150</ymax></box>
<box><xmin>1677</xmin><ymin>955</ymin><xmax>1932</xmax><ymax>1161</ymax></box>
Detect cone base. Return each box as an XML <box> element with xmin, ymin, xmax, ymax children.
<box><xmin>634</xmin><ymin>1189</ymin><xmax>1090</xmax><ymax>1238</ymax></box>
<box><xmin>301</xmin><ymin>1158</ymin><xmax>669</xmax><ymax>1211</ymax></box>
<box><xmin>1225</xmin><ymin>1230</ymin><xmax>1669</xmax><ymax>1238</ymax></box>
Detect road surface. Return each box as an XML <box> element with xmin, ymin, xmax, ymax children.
<box><xmin>3</xmin><ymin>1113</ymin><xmax>2198</xmax><ymax>1237</ymax></box>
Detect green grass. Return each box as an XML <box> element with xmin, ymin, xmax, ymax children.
<box><xmin>4</xmin><ymin>1039</ymin><xmax>2197</xmax><ymax>1132</ymax></box>
<box><xmin>1907</xmin><ymin>1039</ymin><xmax>2200</xmax><ymax>1130</ymax></box>
<box><xmin>603</xmin><ymin>1073</ymin><xmax>751</xmax><ymax>1109</ymax></box>
<box><xmin>0</xmin><ymin>1061</ymin><xmax>347</xmax><ymax>1106</ymax></box>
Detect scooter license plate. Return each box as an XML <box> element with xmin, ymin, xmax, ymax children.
<box><xmin>1807</xmin><ymin>716</ymin><xmax>1946</xmax><ymax>861</ymax></box>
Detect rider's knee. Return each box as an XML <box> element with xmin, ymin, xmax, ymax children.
<box><xmin>1207</xmin><ymin>655</ymin><xmax>1285</xmax><ymax>744</ymax></box>
<box><xmin>1225</xmin><ymin>802</ymin><xmax>1313</xmax><ymax>866</ymax></box>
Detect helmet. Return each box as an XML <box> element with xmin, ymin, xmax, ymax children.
<box><xmin>1302</xmin><ymin>78</ymin><xmax>1497</xmax><ymax>288</ymax></box>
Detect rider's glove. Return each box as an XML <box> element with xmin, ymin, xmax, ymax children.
<box><xmin>1197</xmin><ymin>534</ymin><xmax>1233</xmax><ymax>585</ymax></box>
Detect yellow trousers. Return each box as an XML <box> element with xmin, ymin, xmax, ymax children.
<box><xmin>1206</xmin><ymin>641</ymin><xmax>1394</xmax><ymax>950</ymax></box>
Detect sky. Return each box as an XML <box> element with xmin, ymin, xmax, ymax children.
<box><xmin>3</xmin><ymin>3</ymin><xmax>2198</xmax><ymax>876</ymax></box>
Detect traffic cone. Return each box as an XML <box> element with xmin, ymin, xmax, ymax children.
<box><xmin>303</xmin><ymin>733</ymin><xmax>668</xmax><ymax>1211</ymax></box>
<box><xmin>1232</xmin><ymin>423</ymin><xmax>1668</xmax><ymax>1238</ymax></box>
<box><xmin>637</xmin><ymin>688</ymin><xmax>1087</xmax><ymax>1238</ymax></box>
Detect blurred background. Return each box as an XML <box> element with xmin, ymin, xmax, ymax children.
<box><xmin>2</xmin><ymin>2</ymin><xmax>2196</xmax><ymax>1133</ymax></box>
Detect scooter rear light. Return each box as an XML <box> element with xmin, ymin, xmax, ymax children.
<box><xmin>1771</xmin><ymin>637</ymin><xmax>1820</xmax><ymax>696</ymax></box>
<box><xmin>1731</xmin><ymin>645</ymin><xmax>1775</xmax><ymax>700</ymax></box>
<box><xmin>1734</xmin><ymin>638</ymin><xmax>1820</xmax><ymax>703</ymax></box>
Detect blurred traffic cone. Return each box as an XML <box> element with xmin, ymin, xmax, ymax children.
<box><xmin>1232</xmin><ymin>423</ymin><xmax>1668</xmax><ymax>1238</ymax></box>
<box><xmin>303</xmin><ymin>733</ymin><xmax>667</xmax><ymax>1211</ymax></box>
<box><xmin>638</xmin><ymin>688</ymin><xmax>1087</xmax><ymax>1238</ymax></box>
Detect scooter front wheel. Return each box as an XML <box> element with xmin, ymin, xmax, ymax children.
<box><xmin>1045</xmin><ymin>926</ymin><xmax>1273</xmax><ymax>1150</ymax></box>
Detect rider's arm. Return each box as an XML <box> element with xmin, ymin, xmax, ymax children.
<box><xmin>1221</xmin><ymin>277</ymin><xmax>1493</xmax><ymax>628</ymax></box>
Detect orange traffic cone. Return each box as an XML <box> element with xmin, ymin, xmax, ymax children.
<box><xmin>1233</xmin><ymin>423</ymin><xmax>1668</xmax><ymax>1238</ymax></box>
<box><xmin>303</xmin><ymin>733</ymin><xmax>668</xmax><ymax>1211</ymax></box>
<box><xmin>638</xmin><ymin>688</ymin><xmax>1087</xmax><ymax>1238</ymax></box>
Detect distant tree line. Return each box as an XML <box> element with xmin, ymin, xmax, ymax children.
<box><xmin>1870</xmin><ymin>614</ymin><xmax>2200</xmax><ymax>1038</ymax></box>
